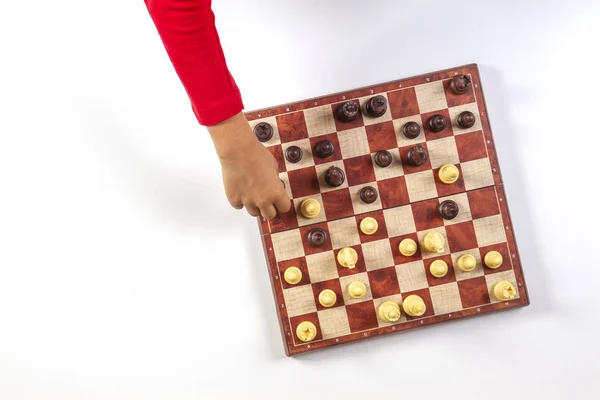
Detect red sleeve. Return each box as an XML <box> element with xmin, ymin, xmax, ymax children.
<box><xmin>144</xmin><ymin>0</ymin><xmax>244</xmax><ymax>126</ymax></box>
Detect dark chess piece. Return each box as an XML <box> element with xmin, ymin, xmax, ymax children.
<box><xmin>428</xmin><ymin>114</ymin><xmax>447</xmax><ymax>132</ymax></box>
<box><xmin>324</xmin><ymin>166</ymin><xmax>345</xmax><ymax>187</ymax></box>
<box><xmin>407</xmin><ymin>144</ymin><xmax>428</xmax><ymax>166</ymax></box>
<box><xmin>253</xmin><ymin>122</ymin><xmax>273</xmax><ymax>142</ymax></box>
<box><xmin>457</xmin><ymin>111</ymin><xmax>476</xmax><ymax>129</ymax></box>
<box><xmin>450</xmin><ymin>74</ymin><xmax>471</xmax><ymax>94</ymax></box>
<box><xmin>403</xmin><ymin>121</ymin><xmax>421</xmax><ymax>139</ymax></box>
<box><xmin>285</xmin><ymin>146</ymin><xmax>303</xmax><ymax>163</ymax></box>
<box><xmin>307</xmin><ymin>228</ymin><xmax>328</xmax><ymax>247</ymax></box>
<box><xmin>336</xmin><ymin>100</ymin><xmax>360</xmax><ymax>122</ymax></box>
<box><xmin>374</xmin><ymin>150</ymin><xmax>393</xmax><ymax>168</ymax></box>
<box><xmin>365</xmin><ymin>95</ymin><xmax>388</xmax><ymax>117</ymax></box>
<box><xmin>439</xmin><ymin>200</ymin><xmax>459</xmax><ymax>220</ymax></box>
<box><xmin>360</xmin><ymin>186</ymin><xmax>378</xmax><ymax>204</ymax></box>
<box><xmin>315</xmin><ymin>140</ymin><xmax>335</xmax><ymax>158</ymax></box>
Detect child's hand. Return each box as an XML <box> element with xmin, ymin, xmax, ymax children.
<box><xmin>208</xmin><ymin>112</ymin><xmax>291</xmax><ymax>219</ymax></box>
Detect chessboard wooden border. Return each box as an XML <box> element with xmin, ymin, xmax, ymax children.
<box><xmin>244</xmin><ymin>64</ymin><xmax>530</xmax><ymax>356</ymax></box>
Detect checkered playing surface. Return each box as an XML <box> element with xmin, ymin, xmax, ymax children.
<box><xmin>246</xmin><ymin>64</ymin><xmax>529</xmax><ymax>356</ymax></box>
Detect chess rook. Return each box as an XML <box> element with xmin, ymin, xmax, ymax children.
<box><xmin>324</xmin><ymin>166</ymin><xmax>345</xmax><ymax>187</ymax></box>
<box><xmin>407</xmin><ymin>144</ymin><xmax>428</xmax><ymax>166</ymax></box>
<box><xmin>307</xmin><ymin>228</ymin><xmax>328</xmax><ymax>247</ymax></box>
<box><xmin>285</xmin><ymin>145</ymin><xmax>303</xmax><ymax>163</ymax></box>
<box><xmin>450</xmin><ymin>74</ymin><xmax>471</xmax><ymax>94</ymax></box>
<box><xmin>374</xmin><ymin>150</ymin><xmax>393</xmax><ymax>167</ymax></box>
<box><xmin>360</xmin><ymin>186</ymin><xmax>378</xmax><ymax>203</ymax></box>
<box><xmin>428</xmin><ymin>114</ymin><xmax>447</xmax><ymax>132</ymax></box>
<box><xmin>403</xmin><ymin>121</ymin><xmax>421</xmax><ymax>139</ymax></box>
<box><xmin>365</xmin><ymin>95</ymin><xmax>388</xmax><ymax>117</ymax></box>
<box><xmin>458</xmin><ymin>111</ymin><xmax>476</xmax><ymax>128</ymax></box>
<box><xmin>439</xmin><ymin>199</ymin><xmax>459</xmax><ymax>220</ymax></box>
<box><xmin>336</xmin><ymin>100</ymin><xmax>360</xmax><ymax>122</ymax></box>
<box><xmin>315</xmin><ymin>139</ymin><xmax>335</xmax><ymax>158</ymax></box>
<box><xmin>253</xmin><ymin>122</ymin><xmax>273</xmax><ymax>142</ymax></box>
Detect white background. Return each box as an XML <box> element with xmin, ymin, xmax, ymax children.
<box><xmin>1</xmin><ymin>0</ymin><xmax>599</xmax><ymax>398</ymax></box>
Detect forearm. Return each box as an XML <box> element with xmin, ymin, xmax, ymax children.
<box><xmin>144</xmin><ymin>0</ymin><xmax>244</xmax><ymax>126</ymax></box>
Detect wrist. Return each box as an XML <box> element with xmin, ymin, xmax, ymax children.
<box><xmin>208</xmin><ymin>112</ymin><xmax>258</xmax><ymax>161</ymax></box>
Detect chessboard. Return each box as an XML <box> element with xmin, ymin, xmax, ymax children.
<box><xmin>244</xmin><ymin>63</ymin><xmax>529</xmax><ymax>356</ymax></box>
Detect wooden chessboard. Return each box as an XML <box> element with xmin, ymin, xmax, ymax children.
<box><xmin>244</xmin><ymin>63</ymin><xmax>530</xmax><ymax>356</ymax></box>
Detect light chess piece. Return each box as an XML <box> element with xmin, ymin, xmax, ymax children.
<box><xmin>300</xmin><ymin>198</ymin><xmax>321</xmax><ymax>218</ymax></box>
<box><xmin>348</xmin><ymin>281</ymin><xmax>367</xmax><ymax>299</ymax></box>
<box><xmin>378</xmin><ymin>301</ymin><xmax>401</xmax><ymax>322</ymax></box>
<box><xmin>457</xmin><ymin>254</ymin><xmax>477</xmax><ymax>272</ymax></box>
<box><xmin>296</xmin><ymin>321</ymin><xmax>317</xmax><ymax>342</ymax></box>
<box><xmin>337</xmin><ymin>247</ymin><xmax>358</xmax><ymax>268</ymax></box>
<box><xmin>423</xmin><ymin>231</ymin><xmax>445</xmax><ymax>253</ymax></box>
<box><xmin>318</xmin><ymin>289</ymin><xmax>337</xmax><ymax>307</ymax></box>
<box><xmin>439</xmin><ymin>164</ymin><xmax>460</xmax><ymax>184</ymax></box>
<box><xmin>360</xmin><ymin>217</ymin><xmax>378</xmax><ymax>235</ymax></box>
<box><xmin>493</xmin><ymin>280</ymin><xmax>517</xmax><ymax>301</ymax></box>
<box><xmin>284</xmin><ymin>266</ymin><xmax>302</xmax><ymax>284</ymax></box>
<box><xmin>402</xmin><ymin>295</ymin><xmax>426</xmax><ymax>317</ymax></box>
<box><xmin>430</xmin><ymin>259</ymin><xmax>448</xmax><ymax>277</ymax></box>
<box><xmin>399</xmin><ymin>238</ymin><xmax>418</xmax><ymax>256</ymax></box>
<box><xmin>484</xmin><ymin>251</ymin><xmax>503</xmax><ymax>269</ymax></box>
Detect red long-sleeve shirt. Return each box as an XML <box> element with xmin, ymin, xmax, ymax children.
<box><xmin>144</xmin><ymin>0</ymin><xmax>244</xmax><ymax>126</ymax></box>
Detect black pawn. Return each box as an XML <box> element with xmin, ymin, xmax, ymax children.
<box><xmin>439</xmin><ymin>200</ymin><xmax>459</xmax><ymax>220</ymax></box>
<box><xmin>457</xmin><ymin>111</ymin><xmax>476</xmax><ymax>129</ymax></box>
<box><xmin>315</xmin><ymin>140</ymin><xmax>335</xmax><ymax>158</ymax></box>
<box><xmin>360</xmin><ymin>186</ymin><xmax>378</xmax><ymax>204</ymax></box>
<box><xmin>307</xmin><ymin>228</ymin><xmax>328</xmax><ymax>247</ymax></box>
<box><xmin>336</xmin><ymin>100</ymin><xmax>360</xmax><ymax>122</ymax></box>
<box><xmin>285</xmin><ymin>146</ymin><xmax>303</xmax><ymax>163</ymax></box>
<box><xmin>374</xmin><ymin>150</ymin><xmax>393</xmax><ymax>168</ymax></box>
<box><xmin>407</xmin><ymin>144</ymin><xmax>428</xmax><ymax>166</ymax></box>
<box><xmin>324</xmin><ymin>166</ymin><xmax>345</xmax><ymax>187</ymax></box>
<box><xmin>403</xmin><ymin>121</ymin><xmax>421</xmax><ymax>139</ymax></box>
<box><xmin>428</xmin><ymin>114</ymin><xmax>447</xmax><ymax>132</ymax></box>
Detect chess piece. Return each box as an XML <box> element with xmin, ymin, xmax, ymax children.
<box><xmin>374</xmin><ymin>150</ymin><xmax>393</xmax><ymax>168</ymax></box>
<box><xmin>423</xmin><ymin>231</ymin><xmax>445</xmax><ymax>253</ymax></box>
<box><xmin>365</xmin><ymin>95</ymin><xmax>388</xmax><ymax>117</ymax></box>
<box><xmin>307</xmin><ymin>228</ymin><xmax>328</xmax><ymax>247</ymax></box>
<box><xmin>403</xmin><ymin>121</ymin><xmax>421</xmax><ymax>139</ymax></box>
<box><xmin>284</xmin><ymin>266</ymin><xmax>302</xmax><ymax>284</ymax></box>
<box><xmin>336</xmin><ymin>100</ymin><xmax>360</xmax><ymax>122</ymax></box>
<box><xmin>360</xmin><ymin>186</ymin><xmax>378</xmax><ymax>203</ymax></box>
<box><xmin>285</xmin><ymin>145</ymin><xmax>303</xmax><ymax>163</ymax></box>
<box><xmin>296</xmin><ymin>321</ymin><xmax>317</xmax><ymax>342</ymax></box>
<box><xmin>300</xmin><ymin>198</ymin><xmax>321</xmax><ymax>218</ymax></box>
<box><xmin>402</xmin><ymin>295</ymin><xmax>426</xmax><ymax>317</ymax></box>
<box><xmin>324</xmin><ymin>166</ymin><xmax>345</xmax><ymax>187</ymax></box>
<box><xmin>360</xmin><ymin>217</ymin><xmax>378</xmax><ymax>235</ymax></box>
<box><xmin>439</xmin><ymin>164</ymin><xmax>460</xmax><ymax>184</ymax></box>
<box><xmin>318</xmin><ymin>289</ymin><xmax>337</xmax><ymax>307</ymax></box>
<box><xmin>457</xmin><ymin>254</ymin><xmax>477</xmax><ymax>272</ymax></box>
<box><xmin>439</xmin><ymin>199</ymin><xmax>459</xmax><ymax>220</ymax></box>
<box><xmin>253</xmin><ymin>122</ymin><xmax>273</xmax><ymax>142</ymax></box>
<box><xmin>378</xmin><ymin>301</ymin><xmax>401</xmax><ymax>322</ymax></box>
<box><xmin>484</xmin><ymin>251</ymin><xmax>503</xmax><ymax>269</ymax></box>
<box><xmin>428</xmin><ymin>114</ymin><xmax>447</xmax><ymax>132</ymax></box>
<box><xmin>348</xmin><ymin>281</ymin><xmax>367</xmax><ymax>299</ymax></box>
<box><xmin>457</xmin><ymin>111</ymin><xmax>476</xmax><ymax>128</ymax></box>
<box><xmin>399</xmin><ymin>238</ymin><xmax>418</xmax><ymax>256</ymax></box>
<box><xmin>407</xmin><ymin>144</ymin><xmax>428</xmax><ymax>166</ymax></box>
<box><xmin>337</xmin><ymin>247</ymin><xmax>358</xmax><ymax>268</ymax></box>
<box><xmin>450</xmin><ymin>74</ymin><xmax>471</xmax><ymax>94</ymax></box>
<box><xmin>315</xmin><ymin>139</ymin><xmax>335</xmax><ymax>158</ymax></box>
<box><xmin>493</xmin><ymin>280</ymin><xmax>517</xmax><ymax>301</ymax></box>
<box><xmin>430</xmin><ymin>259</ymin><xmax>448</xmax><ymax>278</ymax></box>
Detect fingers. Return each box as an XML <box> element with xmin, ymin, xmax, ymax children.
<box><xmin>273</xmin><ymin>191</ymin><xmax>292</xmax><ymax>213</ymax></box>
<box><xmin>258</xmin><ymin>203</ymin><xmax>277</xmax><ymax>220</ymax></box>
<box><xmin>245</xmin><ymin>204</ymin><xmax>261</xmax><ymax>217</ymax></box>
